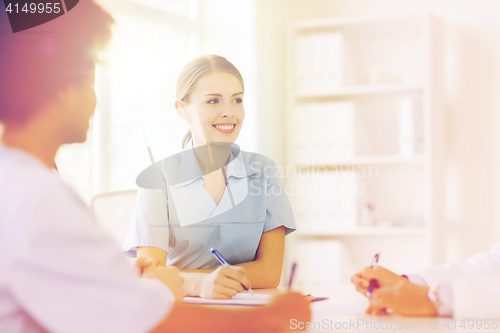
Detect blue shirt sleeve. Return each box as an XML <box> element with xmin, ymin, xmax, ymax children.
<box><xmin>122</xmin><ymin>187</ymin><xmax>170</xmax><ymax>257</ymax></box>
<box><xmin>263</xmin><ymin>161</ymin><xmax>296</xmax><ymax>235</ymax></box>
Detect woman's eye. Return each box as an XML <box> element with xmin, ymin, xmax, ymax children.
<box><xmin>233</xmin><ymin>98</ymin><xmax>243</xmax><ymax>104</ymax></box>
<box><xmin>207</xmin><ymin>98</ymin><xmax>219</xmax><ymax>104</ymax></box>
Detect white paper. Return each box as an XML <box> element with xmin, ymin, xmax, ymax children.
<box><xmin>183</xmin><ymin>293</ymin><xmax>272</xmax><ymax>306</ymax></box>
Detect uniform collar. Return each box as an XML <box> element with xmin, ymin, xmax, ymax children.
<box><xmin>174</xmin><ymin>140</ymin><xmax>255</xmax><ymax>187</ymax></box>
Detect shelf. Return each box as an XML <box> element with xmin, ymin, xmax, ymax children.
<box><xmin>295</xmin><ymin>226</ymin><xmax>426</xmax><ymax>237</ymax></box>
<box><xmin>290</xmin><ymin>13</ymin><xmax>424</xmax><ymax>31</ymax></box>
<box><xmin>294</xmin><ymin>84</ymin><xmax>425</xmax><ymax>99</ymax></box>
<box><xmin>293</xmin><ymin>155</ymin><xmax>425</xmax><ymax>167</ymax></box>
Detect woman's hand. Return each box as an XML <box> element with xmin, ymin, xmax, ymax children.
<box><xmin>199</xmin><ymin>266</ymin><xmax>251</xmax><ymax>299</ymax></box>
<box><xmin>351</xmin><ymin>266</ymin><xmax>407</xmax><ymax>295</ymax></box>
<box><xmin>138</xmin><ymin>256</ymin><xmax>185</xmax><ymax>303</ymax></box>
<box><xmin>366</xmin><ymin>280</ymin><xmax>438</xmax><ymax>317</ymax></box>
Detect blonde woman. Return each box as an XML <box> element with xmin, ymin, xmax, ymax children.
<box><xmin>123</xmin><ymin>55</ymin><xmax>296</xmax><ymax>299</ymax></box>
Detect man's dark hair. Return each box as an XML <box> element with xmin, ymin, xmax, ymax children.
<box><xmin>0</xmin><ymin>1</ymin><xmax>114</xmax><ymax>123</ymax></box>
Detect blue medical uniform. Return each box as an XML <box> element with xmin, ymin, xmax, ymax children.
<box><xmin>123</xmin><ymin>140</ymin><xmax>296</xmax><ymax>269</ymax></box>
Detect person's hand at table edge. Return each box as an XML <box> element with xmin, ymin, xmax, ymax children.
<box><xmin>366</xmin><ymin>280</ymin><xmax>438</xmax><ymax>317</ymax></box>
<box><xmin>262</xmin><ymin>291</ymin><xmax>312</xmax><ymax>331</ymax></box>
<box><xmin>152</xmin><ymin>291</ymin><xmax>312</xmax><ymax>333</ymax></box>
<box><xmin>137</xmin><ymin>256</ymin><xmax>185</xmax><ymax>303</ymax></box>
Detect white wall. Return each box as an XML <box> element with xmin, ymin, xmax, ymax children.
<box><xmin>255</xmin><ymin>0</ymin><xmax>500</xmax><ymax>262</ymax></box>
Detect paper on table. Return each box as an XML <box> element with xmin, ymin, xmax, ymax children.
<box><xmin>184</xmin><ymin>293</ymin><xmax>272</xmax><ymax>306</ymax></box>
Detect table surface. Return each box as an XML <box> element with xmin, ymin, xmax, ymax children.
<box><xmin>209</xmin><ymin>286</ymin><xmax>498</xmax><ymax>333</ymax></box>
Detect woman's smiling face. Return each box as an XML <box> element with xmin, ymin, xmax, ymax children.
<box><xmin>183</xmin><ymin>71</ymin><xmax>244</xmax><ymax>146</ymax></box>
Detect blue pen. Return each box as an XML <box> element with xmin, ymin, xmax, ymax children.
<box><xmin>210</xmin><ymin>248</ymin><xmax>255</xmax><ymax>296</ymax></box>
<box><xmin>365</xmin><ymin>252</ymin><xmax>380</xmax><ymax>298</ymax></box>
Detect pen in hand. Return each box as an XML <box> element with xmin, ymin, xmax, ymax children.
<box><xmin>210</xmin><ymin>248</ymin><xmax>255</xmax><ymax>296</ymax></box>
<box><xmin>365</xmin><ymin>252</ymin><xmax>380</xmax><ymax>298</ymax></box>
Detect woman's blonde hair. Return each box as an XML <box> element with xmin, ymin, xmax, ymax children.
<box><xmin>176</xmin><ymin>55</ymin><xmax>244</xmax><ymax>149</ymax></box>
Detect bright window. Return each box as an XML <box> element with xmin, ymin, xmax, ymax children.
<box><xmin>56</xmin><ymin>0</ymin><xmax>256</xmax><ymax>202</ymax></box>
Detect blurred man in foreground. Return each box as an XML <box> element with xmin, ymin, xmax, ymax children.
<box><xmin>0</xmin><ymin>1</ymin><xmax>310</xmax><ymax>332</ymax></box>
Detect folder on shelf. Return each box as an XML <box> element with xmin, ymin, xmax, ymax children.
<box><xmin>294</xmin><ymin>32</ymin><xmax>355</xmax><ymax>95</ymax></box>
<box><xmin>326</xmin><ymin>102</ymin><xmax>355</xmax><ymax>161</ymax></box>
<box><xmin>294</xmin><ymin>35</ymin><xmax>309</xmax><ymax>93</ymax></box>
<box><xmin>292</xmin><ymin>170</ymin><xmax>357</xmax><ymax>232</ymax></box>
<box><xmin>398</xmin><ymin>97</ymin><xmax>424</xmax><ymax>157</ymax></box>
<box><xmin>295</xmin><ymin>102</ymin><xmax>355</xmax><ymax>165</ymax></box>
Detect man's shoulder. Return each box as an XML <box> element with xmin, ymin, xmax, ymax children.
<box><xmin>0</xmin><ymin>146</ymin><xmax>59</xmax><ymax>187</ymax></box>
<box><xmin>0</xmin><ymin>147</ymin><xmax>78</xmax><ymax>227</ymax></box>
<box><xmin>0</xmin><ymin>147</ymin><xmax>54</xmax><ymax>194</ymax></box>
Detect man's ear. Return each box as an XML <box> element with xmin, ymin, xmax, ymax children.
<box><xmin>175</xmin><ymin>100</ymin><xmax>190</xmax><ymax>121</ymax></box>
<box><xmin>54</xmin><ymin>84</ymin><xmax>73</xmax><ymax>107</ymax></box>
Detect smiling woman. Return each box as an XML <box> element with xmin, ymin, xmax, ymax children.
<box><xmin>175</xmin><ymin>55</ymin><xmax>245</xmax><ymax>149</ymax></box>
<box><xmin>123</xmin><ymin>55</ymin><xmax>297</xmax><ymax>299</ymax></box>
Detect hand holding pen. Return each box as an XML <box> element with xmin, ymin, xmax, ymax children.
<box><xmin>210</xmin><ymin>248</ymin><xmax>255</xmax><ymax>296</ymax></box>
<box><xmin>351</xmin><ymin>252</ymin><xmax>412</xmax><ymax>298</ymax></box>
<box><xmin>365</xmin><ymin>252</ymin><xmax>380</xmax><ymax>298</ymax></box>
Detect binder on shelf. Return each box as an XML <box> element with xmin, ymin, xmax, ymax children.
<box><xmin>413</xmin><ymin>98</ymin><xmax>424</xmax><ymax>154</ymax></box>
<box><xmin>398</xmin><ymin>97</ymin><xmax>424</xmax><ymax>157</ymax></box>
<box><xmin>291</xmin><ymin>170</ymin><xmax>357</xmax><ymax>233</ymax></box>
<box><xmin>326</xmin><ymin>102</ymin><xmax>355</xmax><ymax>160</ymax></box>
<box><xmin>292</xmin><ymin>174</ymin><xmax>326</xmax><ymax>233</ymax></box>
<box><xmin>294</xmin><ymin>32</ymin><xmax>355</xmax><ymax>95</ymax></box>
<box><xmin>310</xmin><ymin>33</ymin><xmax>324</xmax><ymax>92</ymax></box>
<box><xmin>294</xmin><ymin>35</ymin><xmax>309</xmax><ymax>93</ymax></box>
<box><xmin>294</xmin><ymin>105</ymin><xmax>312</xmax><ymax>165</ymax></box>
<box><xmin>324</xmin><ymin>32</ymin><xmax>344</xmax><ymax>91</ymax></box>
<box><xmin>323</xmin><ymin>170</ymin><xmax>357</xmax><ymax>231</ymax></box>
<box><xmin>291</xmin><ymin>176</ymin><xmax>309</xmax><ymax>231</ymax></box>
<box><xmin>370</xmin><ymin>63</ymin><xmax>408</xmax><ymax>85</ymax></box>
<box><xmin>295</xmin><ymin>102</ymin><xmax>355</xmax><ymax>165</ymax></box>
